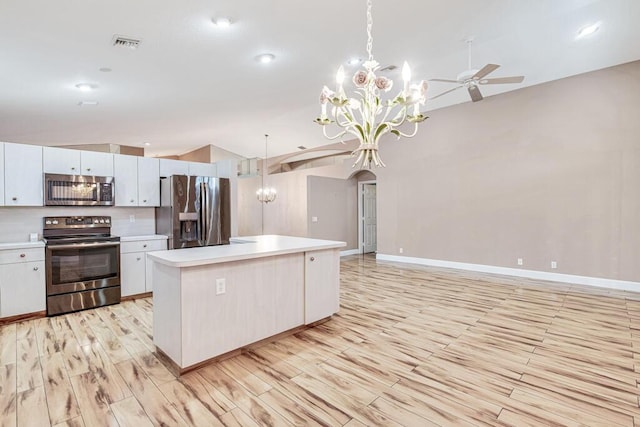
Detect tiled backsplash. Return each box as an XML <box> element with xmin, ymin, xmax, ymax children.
<box><xmin>0</xmin><ymin>207</ymin><xmax>156</xmax><ymax>243</ymax></box>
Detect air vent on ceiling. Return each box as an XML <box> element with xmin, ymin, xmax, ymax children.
<box><xmin>112</xmin><ymin>35</ymin><xmax>141</xmax><ymax>49</ymax></box>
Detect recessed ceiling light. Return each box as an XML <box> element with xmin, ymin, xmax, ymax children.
<box><xmin>212</xmin><ymin>17</ymin><xmax>232</xmax><ymax>28</ymax></box>
<box><xmin>144</xmin><ymin>142</ymin><xmax>151</xmax><ymax>146</ymax></box>
<box><xmin>576</xmin><ymin>22</ymin><xmax>601</xmax><ymax>39</ymax></box>
<box><xmin>256</xmin><ymin>53</ymin><xmax>275</xmax><ymax>64</ymax></box>
<box><xmin>77</xmin><ymin>101</ymin><xmax>99</xmax><ymax>106</ymax></box>
<box><xmin>99</xmin><ymin>67</ymin><xmax>112</xmax><ymax>72</ymax></box>
<box><xmin>347</xmin><ymin>58</ymin><xmax>361</xmax><ymax>66</ymax></box>
<box><xmin>75</xmin><ymin>83</ymin><xmax>98</xmax><ymax>92</ymax></box>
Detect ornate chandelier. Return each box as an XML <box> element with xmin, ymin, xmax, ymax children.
<box><xmin>256</xmin><ymin>134</ymin><xmax>277</xmax><ymax>203</ymax></box>
<box><xmin>315</xmin><ymin>0</ymin><xmax>428</xmax><ymax>169</ymax></box>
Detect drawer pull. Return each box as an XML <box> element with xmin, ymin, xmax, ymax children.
<box><xmin>143</xmin><ymin>244</ymin><xmax>147</xmax><ymax>248</ymax></box>
<box><xmin>143</xmin><ymin>200</ymin><xmax>147</xmax><ymax>203</ymax></box>
<box><xmin>137</xmin><ymin>257</ymin><xmax>141</xmax><ymax>261</ymax></box>
<box><xmin>12</xmin><ymin>197</ymin><xmax>17</xmax><ymax>201</ymax></box>
<box><xmin>130</xmin><ymin>199</ymin><xmax>135</xmax><ymax>203</ymax></box>
<box><xmin>20</xmin><ymin>253</ymin><xmax>26</xmax><ymax>258</ymax></box>
<box><xmin>86</xmin><ymin>168</ymin><xmax>91</xmax><ymax>172</ymax></box>
<box><xmin>71</xmin><ymin>167</ymin><xmax>76</xmax><ymax>170</ymax></box>
<box><xmin>33</xmin><ymin>266</ymin><xmax>39</xmax><ymax>271</ymax></box>
<box><xmin>310</xmin><ymin>256</ymin><xmax>315</xmax><ymax>262</ymax></box>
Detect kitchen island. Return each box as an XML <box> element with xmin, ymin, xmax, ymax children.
<box><xmin>147</xmin><ymin>235</ymin><xmax>345</xmax><ymax>373</ymax></box>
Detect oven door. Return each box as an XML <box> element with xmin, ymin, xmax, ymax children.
<box><xmin>46</xmin><ymin>241</ymin><xmax>120</xmax><ymax>296</ymax></box>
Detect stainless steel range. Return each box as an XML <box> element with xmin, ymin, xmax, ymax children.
<box><xmin>43</xmin><ymin>216</ymin><xmax>121</xmax><ymax>316</ymax></box>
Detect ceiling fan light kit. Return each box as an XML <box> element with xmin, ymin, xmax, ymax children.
<box><xmin>430</xmin><ymin>38</ymin><xmax>524</xmax><ymax>103</ymax></box>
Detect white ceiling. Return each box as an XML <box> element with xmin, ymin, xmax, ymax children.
<box><xmin>1</xmin><ymin>0</ymin><xmax>638</xmax><ymax>159</ymax></box>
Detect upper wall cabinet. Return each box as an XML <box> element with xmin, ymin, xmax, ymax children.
<box><xmin>113</xmin><ymin>154</ymin><xmax>160</xmax><ymax>207</ymax></box>
<box><xmin>159</xmin><ymin>159</ymin><xmax>189</xmax><ymax>178</ymax></box>
<box><xmin>0</xmin><ymin>142</ymin><xmax>4</xmax><ymax>206</ymax></box>
<box><xmin>43</xmin><ymin>147</ymin><xmax>114</xmax><ymax>176</ymax></box>
<box><xmin>4</xmin><ymin>143</ymin><xmax>43</xmax><ymax>206</ymax></box>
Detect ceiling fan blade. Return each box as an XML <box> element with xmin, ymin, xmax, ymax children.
<box><xmin>472</xmin><ymin>64</ymin><xmax>500</xmax><ymax>80</ymax></box>
<box><xmin>479</xmin><ymin>76</ymin><xmax>525</xmax><ymax>85</ymax></box>
<box><xmin>429</xmin><ymin>78</ymin><xmax>459</xmax><ymax>83</ymax></box>
<box><xmin>429</xmin><ymin>85</ymin><xmax>464</xmax><ymax>100</ymax></box>
<box><xmin>468</xmin><ymin>85</ymin><xmax>484</xmax><ymax>102</ymax></box>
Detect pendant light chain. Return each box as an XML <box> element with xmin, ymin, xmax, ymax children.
<box><xmin>366</xmin><ymin>0</ymin><xmax>373</xmax><ymax>61</ymax></box>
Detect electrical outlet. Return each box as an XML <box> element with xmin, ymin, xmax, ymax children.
<box><xmin>517</xmin><ymin>258</ymin><xmax>523</xmax><ymax>266</ymax></box>
<box><xmin>216</xmin><ymin>278</ymin><xmax>226</xmax><ymax>295</ymax></box>
<box><xmin>551</xmin><ymin>261</ymin><xmax>557</xmax><ymax>269</ymax></box>
<box><xmin>399</xmin><ymin>248</ymin><xmax>403</xmax><ymax>254</ymax></box>
<box><xmin>129</xmin><ymin>215</ymin><xmax>135</xmax><ymax>223</ymax></box>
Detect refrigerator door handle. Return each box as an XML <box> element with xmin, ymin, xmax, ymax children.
<box><xmin>201</xmin><ymin>181</ymin><xmax>209</xmax><ymax>244</ymax></box>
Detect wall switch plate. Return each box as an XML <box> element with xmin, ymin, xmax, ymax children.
<box><xmin>399</xmin><ymin>248</ymin><xmax>403</xmax><ymax>254</ymax></box>
<box><xmin>129</xmin><ymin>215</ymin><xmax>135</xmax><ymax>223</ymax></box>
<box><xmin>517</xmin><ymin>258</ymin><xmax>523</xmax><ymax>266</ymax></box>
<box><xmin>551</xmin><ymin>261</ymin><xmax>557</xmax><ymax>269</ymax></box>
<box><xmin>216</xmin><ymin>278</ymin><xmax>226</xmax><ymax>295</ymax></box>
<box><xmin>311</xmin><ymin>216</ymin><xmax>318</xmax><ymax>223</ymax></box>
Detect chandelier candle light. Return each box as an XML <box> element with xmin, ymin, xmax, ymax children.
<box><xmin>315</xmin><ymin>0</ymin><xmax>429</xmax><ymax>169</ymax></box>
<box><xmin>256</xmin><ymin>134</ymin><xmax>277</xmax><ymax>203</ymax></box>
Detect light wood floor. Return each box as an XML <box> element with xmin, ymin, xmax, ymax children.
<box><xmin>2</xmin><ymin>255</ymin><xmax>640</xmax><ymax>426</ymax></box>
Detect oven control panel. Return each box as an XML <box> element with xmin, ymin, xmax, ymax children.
<box><xmin>44</xmin><ymin>216</ymin><xmax>111</xmax><ymax>229</ymax></box>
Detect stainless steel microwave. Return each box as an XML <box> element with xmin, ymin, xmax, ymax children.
<box><xmin>44</xmin><ymin>173</ymin><xmax>115</xmax><ymax>206</ymax></box>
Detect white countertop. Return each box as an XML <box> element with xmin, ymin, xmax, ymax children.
<box><xmin>120</xmin><ymin>235</ymin><xmax>168</xmax><ymax>242</ymax></box>
<box><xmin>147</xmin><ymin>235</ymin><xmax>346</xmax><ymax>268</ymax></box>
<box><xmin>0</xmin><ymin>241</ymin><xmax>45</xmax><ymax>250</ymax></box>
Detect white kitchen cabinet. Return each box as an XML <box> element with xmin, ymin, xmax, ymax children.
<box><xmin>304</xmin><ymin>248</ymin><xmax>340</xmax><ymax>324</ymax></box>
<box><xmin>159</xmin><ymin>159</ymin><xmax>189</xmax><ymax>177</ymax></box>
<box><xmin>0</xmin><ymin>142</ymin><xmax>4</xmax><ymax>206</ymax></box>
<box><xmin>114</xmin><ymin>154</ymin><xmax>138</xmax><ymax>206</ymax></box>
<box><xmin>43</xmin><ymin>146</ymin><xmax>82</xmax><ymax>174</ymax></box>
<box><xmin>137</xmin><ymin>156</ymin><xmax>160</xmax><ymax>207</ymax></box>
<box><xmin>188</xmin><ymin>162</ymin><xmax>217</xmax><ymax>177</ymax></box>
<box><xmin>114</xmin><ymin>154</ymin><xmax>160</xmax><ymax>207</ymax></box>
<box><xmin>0</xmin><ymin>247</ymin><xmax>45</xmax><ymax>318</ymax></box>
<box><xmin>120</xmin><ymin>237</ymin><xmax>167</xmax><ymax>296</ymax></box>
<box><xmin>80</xmin><ymin>150</ymin><xmax>114</xmax><ymax>176</ymax></box>
<box><xmin>4</xmin><ymin>142</ymin><xmax>43</xmax><ymax>206</ymax></box>
<box><xmin>43</xmin><ymin>147</ymin><xmax>113</xmax><ymax>176</ymax></box>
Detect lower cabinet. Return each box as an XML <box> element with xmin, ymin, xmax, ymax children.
<box><xmin>304</xmin><ymin>248</ymin><xmax>340</xmax><ymax>324</ymax></box>
<box><xmin>120</xmin><ymin>238</ymin><xmax>167</xmax><ymax>297</ymax></box>
<box><xmin>0</xmin><ymin>248</ymin><xmax>45</xmax><ymax>318</ymax></box>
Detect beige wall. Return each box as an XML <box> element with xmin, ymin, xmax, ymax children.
<box><xmin>307</xmin><ymin>176</ymin><xmax>358</xmax><ymax>249</ymax></box>
<box><xmin>376</xmin><ymin>60</ymin><xmax>640</xmax><ymax>282</ymax></box>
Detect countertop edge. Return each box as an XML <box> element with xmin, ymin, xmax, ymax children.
<box><xmin>147</xmin><ymin>236</ymin><xmax>346</xmax><ymax>268</ymax></box>
<box><xmin>0</xmin><ymin>241</ymin><xmax>46</xmax><ymax>250</ymax></box>
<box><xmin>120</xmin><ymin>235</ymin><xmax>169</xmax><ymax>242</ymax></box>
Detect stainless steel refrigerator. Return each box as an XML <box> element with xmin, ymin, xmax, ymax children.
<box><xmin>156</xmin><ymin>176</ymin><xmax>231</xmax><ymax>249</ymax></box>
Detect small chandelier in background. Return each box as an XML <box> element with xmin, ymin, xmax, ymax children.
<box><xmin>256</xmin><ymin>134</ymin><xmax>277</xmax><ymax>204</ymax></box>
<box><xmin>315</xmin><ymin>0</ymin><xmax>429</xmax><ymax>169</ymax></box>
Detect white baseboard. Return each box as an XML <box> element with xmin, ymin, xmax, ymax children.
<box><xmin>340</xmin><ymin>249</ymin><xmax>361</xmax><ymax>257</ymax></box>
<box><xmin>376</xmin><ymin>253</ymin><xmax>640</xmax><ymax>292</ymax></box>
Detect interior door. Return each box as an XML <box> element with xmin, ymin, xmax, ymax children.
<box><xmin>363</xmin><ymin>183</ymin><xmax>377</xmax><ymax>253</ymax></box>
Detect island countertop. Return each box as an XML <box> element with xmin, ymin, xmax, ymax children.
<box><xmin>146</xmin><ymin>234</ymin><xmax>346</xmax><ymax>268</ymax></box>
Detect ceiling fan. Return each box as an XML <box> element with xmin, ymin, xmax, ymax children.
<box><xmin>429</xmin><ymin>38</ymin><xmax>524</xmax><ymax>102</ymax></box>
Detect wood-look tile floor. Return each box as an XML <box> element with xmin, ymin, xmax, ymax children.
<box><xmin>2</xmin><ymin>255</ymin><xmax>640</xmax><ymax>426</ymax></box>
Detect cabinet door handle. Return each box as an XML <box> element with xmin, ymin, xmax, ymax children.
<box><xmin>33</xmin><ymin>266</ymin><xmax>39</xmax><ymax>271</ymax></box>
<box><xmin>12</xmin><ymin>197</ymin><xmax>17</xmax><ymax>201</ymax></box>
<box><xmin>130</xmin><ymin>199</ymin><xmax>135</xmax><ymax>203</ymax></box>
<box><xmin>71</xmin><ymin>167</ymin><xmax>76</xmax><ymax>170</ymax></box>
<box><xmin>143</xmin><ymin>200</ymin><xmax>147</xmax><ymax>203</ymax></box>
<box><xmin>143</xmin><ymin>244</ymin><xmax>147</xmax><ymax>248</ymax></box>
<box><xmin>310</xmin><ymin>256</ymin><xmax>315</xmax><ymax>262</ymax></box>
<box><xmin>86</xmin><ymin>168</ymin><xmax>91</xmax><ymax>172</ymax></box>
<box><xmin>20</xmin><ymin>253</ymin><xmax>26</xmax><ymax>258</ymax></box>
<box><xmin>136</xmin><ymin>257</ymin><xmax>141</xmax><ymax>261</ymax></box>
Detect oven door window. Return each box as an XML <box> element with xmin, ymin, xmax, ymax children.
<box><xmin>49</xmin><ymin>245</ymin><xmax>119</xmax><ymax>285</ymax></box>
